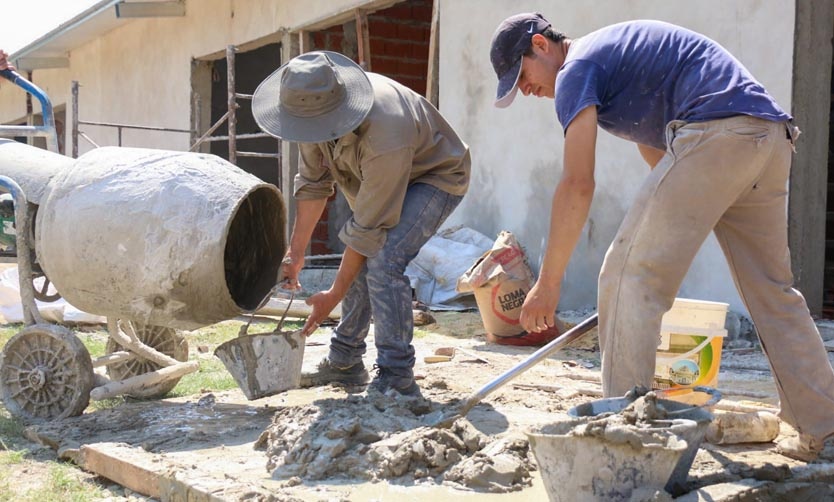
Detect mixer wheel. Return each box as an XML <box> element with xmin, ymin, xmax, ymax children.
<box><xmin>105</xmin><ymin>321</ymin><xmax>188</xmax><ymax>398</ymax></box>
<box><xmin>0</xmin><ymin>324</ymin><xmax>93</xmax><ymax>421</ymax></box>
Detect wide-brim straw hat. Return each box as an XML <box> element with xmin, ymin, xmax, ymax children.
<box><xmin>252</xmin><ymin>51</ymin><xmax>373</xmax><ymax>143</ymax></box>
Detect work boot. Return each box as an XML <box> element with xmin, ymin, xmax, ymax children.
<box><xmin>299</xmin><ymin>358</ymin><xmax>370</xmax><ymax>388</ymax></box>
<box><xmin>776</xmin><ymin>433</ymin><xmax>825</xmax><ymax>462</ymax></box>
<box><xmin>369</xmin><ymin>365</ymin><xmax>421</xmax><ymax>396</ymax></box>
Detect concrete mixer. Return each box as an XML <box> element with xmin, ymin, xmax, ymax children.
<box><xmin>0</xmin><ymin>69</ymin><xmax>286</xmax><ymax>420</ymax></box>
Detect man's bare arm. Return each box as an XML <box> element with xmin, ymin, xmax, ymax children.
<box><xmin>520</xmin><ymin>105</ymin><xmax>598</xmax><ymax>332</ymax></box>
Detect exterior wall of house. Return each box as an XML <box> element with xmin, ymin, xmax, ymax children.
<box><xmin>0</xmin><ymin>0</ymin><xmax>799</xmax><ymax>315</ymax></box>
<box><xmin>0</xmin><ymin>0</ymin><xmax>401</xmax><ymax>154</ymax></box>
<box><xmin>438</xmin><ymin>0</ymin><xmax>796</xmax><ymax>313</ymax></box>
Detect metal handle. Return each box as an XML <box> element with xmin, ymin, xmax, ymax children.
<box><xmin>0</xmin><ymin>69</ymin><xmax>60</xmax><ymax>153</ymax></box>
<box><xmin>237</xmin><ymin>285</ymin><xmax>294</xmax><ymax>337</ymax></box>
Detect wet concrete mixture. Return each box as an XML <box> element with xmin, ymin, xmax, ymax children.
<box><xmin>14</xmin><ymin>311</ymin><xmax>834</xmax><ymax>501</ymax></box>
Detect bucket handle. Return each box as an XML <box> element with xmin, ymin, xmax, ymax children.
<box><xmin>238</xmin><ymin>285</ymin><xmax>294</xmax><ymax>337</ymax></box>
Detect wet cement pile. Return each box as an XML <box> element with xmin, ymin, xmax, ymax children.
<box><xmin>569</xmin><ymin>391</ymin><xmax>683</xmax><ymax>446</ymax></box>
<box><xmin>256</xmin><ymin>387</ymin><xmax>535</xmax><ymax>493</ymax></box>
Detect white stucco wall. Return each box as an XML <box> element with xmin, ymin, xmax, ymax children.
<box><xmin>438</xmin><ymin>0</ymin><xmax>795</xmax><ymax>314</ymax></box>
<box><xmin>0</xmin><ymin>0</ymin><xmax>397</xmax><ymax>152</ymax></box>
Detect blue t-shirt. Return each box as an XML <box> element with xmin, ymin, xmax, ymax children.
<box><xmin>555</xmin><ymin>20</ymin><xmax>790</xmax><ymax>150</ymax></box>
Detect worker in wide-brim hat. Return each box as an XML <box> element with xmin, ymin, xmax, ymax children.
<box><xmin>253</xmin><ymin>50</ymin><xmax>470</xmax><ymax>397</ymax></box>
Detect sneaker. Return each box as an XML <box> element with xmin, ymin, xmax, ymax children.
<box><xmin>776</xmin><ymin>433</ymin><xmax>825</xmax><ymax>462</ymax></box>
<box><xmin>369</xmin><ymin>366</ymin><xmax>421</xmax><ymax>396</ymax></box>
<box><xmin>299</xmin><ymin>358</ymin><xmax>370</xmax><ymax>388</ymax></box>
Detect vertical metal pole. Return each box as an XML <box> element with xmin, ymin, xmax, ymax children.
<box><xmin>226</xmin><ymin>45</ymin><xmax>237</xmax><ymax>165</ymax></box>
<box><xmin>117</xmin><ymin>126</ymin><xmax>122</xmax><ymax>147</ymax></box>
<box><xmin>355</xmin><ymin>10</ymin><xmax>371</xmax><ymax>71</ymax></box>
<box><xmin>72</xmin><ymin>81</ymin><xmax>79</xmax><ymax>158</ymax></box>
<box><xmin>25</xmin><ymin>71</ymin><xmax>34</xmax><ymax>146</ymax></box>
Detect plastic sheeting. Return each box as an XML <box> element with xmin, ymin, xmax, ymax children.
<box><xmin>0</xmin><ymin>266</ymin><xmax>105</xmax><ymax>324</ymax></box>
<box><xmin>404</xmin><ymin>226</ymin><xmax>493</xmax><ymax>310</ymax></box>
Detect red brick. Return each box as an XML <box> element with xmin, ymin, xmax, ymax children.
<box><xmin>370</xmin><ymin>57</ymin><xmax>398</xmax><ymax>75</ymax></box>
<box><xmin>311</xmin><ymin>242</ymin><xmax>332</xmax><ymax>255</ymax></box>
<box><xmin>411</xmin><ymin>43</ymin><xmax>429</xmax><ymax>59</ymax></box>
<box><xmin>411</xmin><ymin>3</ymin><xmax>433</xmax><ymax>21</ymax></box>
<box><xmin>369</xmin><ymin>19</ymin><xmax>398</xmax><ymax>39</ymax></box>
<box><xmin>382</xmin><ymin>3</ymin><xmax>412</xmax><ymax>19</ymax></box>
<box><xmin>397</xmin><ymin>24</ymin><xmax>427</xmax><ymax>42</ymax></box>
<box><xmin>312</xmin><ymin>222</ymin><xmax>329</xmax><ymax>241</ymax></box>
<box><xmin>383</xmin><ymin>40</ymin><xmax>413</xmax><ymax>58</ymax></box>
<box><xmin>400</xmin><ymin>77</ymin><xmax>426</xmax><ymax>94</ymax></box>
<box><xmin>369</xmin><ymin>38</ymin><xmax>386</xmax><ymax>54</ymax></box>
<box><xmin>399</xmin><ymin>60</ymin><xmax>427</xmax><ymax>78</ymax></box>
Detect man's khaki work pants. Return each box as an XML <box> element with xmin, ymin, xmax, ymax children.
<box><xmin>598</xmin><ymin>115</ymin><xmax>834</xmax><ymax>440</ymax></box>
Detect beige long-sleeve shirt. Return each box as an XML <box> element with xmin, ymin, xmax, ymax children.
<box><xmin>295</xmin><ymin>73</ymin><xmax>471</xmax><ymax>258</ymax></box>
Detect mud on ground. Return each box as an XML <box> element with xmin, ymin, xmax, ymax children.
<box><xmin>15</xmin><ymin>311</ymin><xmax>834</xmax><ymax>500</ymax></box>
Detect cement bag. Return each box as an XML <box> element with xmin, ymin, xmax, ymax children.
<box><xmin>456</xmin><ymin>231</ymin><xmax>534</xmax><ymax>336</ymax></box>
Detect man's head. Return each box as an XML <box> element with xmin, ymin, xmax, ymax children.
<box><xmin>490</xmin><ymin>12</ymin><xmax>566</xmax><ymax>107</ymax></box>
<box><xmin>252</xmin><ymin>51</ymin><xmax>373</xmax><ymax>143</ymax></box>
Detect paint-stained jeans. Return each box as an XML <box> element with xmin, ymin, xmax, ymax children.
<box><xmin>598</xmin><ymin>115</ymin><xmax>834</xmax><ymax>440</ymax></box>
<box><xmin>328</xmin><ymin>183</ymin><xmax>462</xmax><ymax>377</ymax></box>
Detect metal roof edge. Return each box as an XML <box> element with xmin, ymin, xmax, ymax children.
<box><xmin>10</xmin><ymin>0</ymin><xmax>124</xmax><ymax>61</ymax></box>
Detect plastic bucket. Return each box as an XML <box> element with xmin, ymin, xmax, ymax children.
<box><xmin>654</xmin><ymin>298</ymin><xmax>728</xmax><ymax>401</ymax></box>
<box><xmin>214</xmin><ymin>329</ymin><xmax>305</xmax><ymax>400</ymax></box>
<box><xmin>568</xmin><ymin>393</ymin><xmax>714</xmax><ymax>496</ymax></box>
<box><xmin>527</xmin><ymin>417</ymin><xmax>689</xmax><ymax>502</ymax></box>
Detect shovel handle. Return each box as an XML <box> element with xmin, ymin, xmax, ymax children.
<box><xmin>457</xmin><ymin>313</ymin><xmax>599</xmax><ymax>417</ymax></box>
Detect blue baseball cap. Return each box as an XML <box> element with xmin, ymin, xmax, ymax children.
<box><xmin>490</xmin><ymin>12</ymin><xmax>551</xmax><ymax>108</ymax></box>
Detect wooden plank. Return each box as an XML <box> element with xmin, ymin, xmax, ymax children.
<box><xmin>298</xmin><ymin>30</ymin><xmax>313</xmax><ymax>54</ymax></box>
<box><xmin>425</xmin><ymin>0</ymin><xmax>440</xmax><ymax>106</ymax></box>
<box><xmin>256</xmin><ymin>296</ymin><xmax>341</xmax><ymax>319</ymax></box>
<box><xmin>355</xmin><ymin>10</ymin><xmax>371</xmax><ymax>71</ymax></box>
<box><xmin>79</xmin><ymin>443</ymin><xmax>164</xmax><ymax>499</ymax></box>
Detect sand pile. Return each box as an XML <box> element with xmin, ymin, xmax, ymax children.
<box><xmin>257</xmin><ymin>388</ymin><xmax>535</xmax><ymax>492</ymax></box>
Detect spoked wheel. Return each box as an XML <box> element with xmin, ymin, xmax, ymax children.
<box><xmin>105</xmin><ymin>321</ymin><xmax>188</xmax><ymax>398</ymax></box>
<box><xmin>0</xmin><ymin>324</ymin><xmax>93</xmax><ymax>421</ymax></box>
<box><xmin>32</xmin><ymin>269</ymin><xmax>61</xmax><ymax>303</ymax></box>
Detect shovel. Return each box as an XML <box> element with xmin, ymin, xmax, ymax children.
<box><xmin>433</xmin><ymin>313</ymin><xmax>599</xmax><ymax>428</ymax></box>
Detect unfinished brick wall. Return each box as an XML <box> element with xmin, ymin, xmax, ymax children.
<box><xmin>367</xmin><ymin>0</ymin><xmax>433</xmax><ymax>95</ymax></box>
<box><xmin>308</xmin><ymin>0</ymin><xmax>433</xmax><ymax>255</ymax></box>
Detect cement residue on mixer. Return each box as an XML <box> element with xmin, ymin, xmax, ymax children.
<box><xmin>257</xmin><ymin>383</ymin><xmax>536</xmax><ymax>493</ymax></box>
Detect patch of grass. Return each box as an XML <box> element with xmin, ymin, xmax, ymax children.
<box><xmin>73</xmin><ymin>330</ymin><xmax>109</xmax><ymax>359</ymax></box>
<box><xmin>0</xmin><ymin>407</ymin><xmax>25</xmax><ymax>451</ymax></box>
<box><xmin>168</xmin><ymin>357</ymin><xmax>238</xmax><ymax>397</ymax></box>
<box><xmin>0</xmin><ymin>445</ymin><xmax>27</xmax><ymax>465</ymax></box>
<box><xmin>0</xmin><ymin>323</ymin><xmax>23</xmax><ymax>345</ymax></box>
<box><xmin>19</xmin><ymin>461</ymin><xmax>105</xmax><ymax>502</ymax></box>
<box><xmin>87</xmin><ymin>397</ymin><xmax>126</xmax><ymax>412</ymax></box>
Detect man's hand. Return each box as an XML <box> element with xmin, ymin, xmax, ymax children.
<box><xmin>278</xmin><ymin>253</ymin><xmax>304</xmax><ymax>290</ymax></box>
<box><xmin>0</xmin><ymin>50</ymin><xmax>14</xmax><ymax>71</ymax></box>
<box><xmin>301</xmin><ymin>289</ymin><xmax>341</xmax><ymax>336</ymax></box>
<box><xmin>520</xmin><ymin>280</ymin><xmax>560</xmax><ymax>333</ymax></box>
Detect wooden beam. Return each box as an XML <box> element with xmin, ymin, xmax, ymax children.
<box><xmin>355</xmin><ymin>10</ymin><xmax>371</xmax><ymax>71</ymax></box>
<box><xmin>79</xmin><ymin>443</ymin><xmax>164</xmax><ymax>499</ymax></box>
<box><xmin>426</xmin><ymin>0</ymin><xmax>440</xmax><ymax>107</ymax></box>
<box><xmin>789</xmin><ymin>0</ymin><xmax>834</xmax><ymax>314</ymax></box>
<box><xmin>298</xmin><ymin>30</ymin><xmax>313</xmax><ymax>54</ymax></box>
